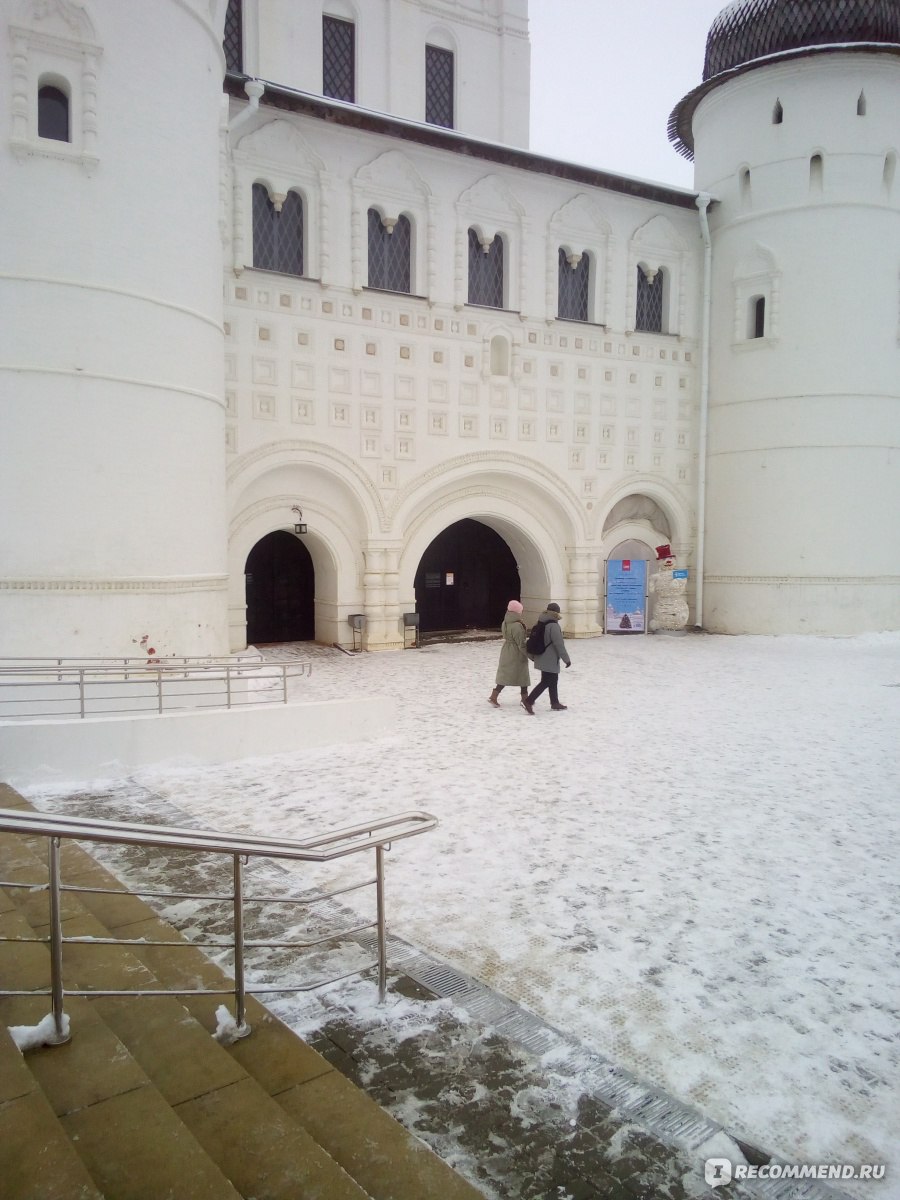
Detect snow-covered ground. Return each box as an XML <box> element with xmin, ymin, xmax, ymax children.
<box><xmin>23</xmin><ymin>630</ymin><xmax>900</xmax><ymax>1195</ymax></box>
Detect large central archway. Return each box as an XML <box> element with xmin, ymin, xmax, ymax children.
<box><xmin>245</xmin><ymin>530</ymin><xmax>315</xmax><ymax>644</ymax></box>
<box><xmin>414</xmin><ymin>518</ymin><xmax>520</xmax><ymax>633</ymax></box>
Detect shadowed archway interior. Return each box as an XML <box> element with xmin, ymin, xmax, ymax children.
<box><xmin>245</xmin><ymin>530</ymin><xmax>315</xmax><ymax>644</ymax></box>
<box><xmin>414</xmin><ymin>518</ymin><xmax>520</xmax><ymax>633</ymax></box>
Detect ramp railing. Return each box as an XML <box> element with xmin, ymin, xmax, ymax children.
<box><xmin>0</xmin><ymin>806</ymin><xmax>437</xmax><ymax>1043</ymax></box>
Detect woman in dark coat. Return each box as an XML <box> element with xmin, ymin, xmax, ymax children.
<box><xmin>523</xmin><ymin>602</ymin><xmax>571</xmax><ymax>713</ymax></box>
<box><xmin>488</xmin><ymin>601</ymin><xmax>530</xmax><ymax>707</ymax></box>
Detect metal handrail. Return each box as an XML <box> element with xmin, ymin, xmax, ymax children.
<box><xmin>0</xmin><ymin>807</ymin><xmax>437</xmax><ymax>1043</ymax></box>
<box><xmin>0</xmin><ymin>659</ymin><xmax>311</xmax><ymax>720</ymax></box>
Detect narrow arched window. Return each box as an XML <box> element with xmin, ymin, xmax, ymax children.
<box><xmin>772</xmin><ymin>99</ymin><xmax>783</xmax><ymax>125</ymax></box>
<box><xmin>468</xmin><ymin>228</ymin><xmax>504</xmax><ymax>309</ymax></box>
<box><xmin>425</xmin><ymin>45</ymin><xmax>454</xmax><ymax>129</ymax></box>
<box><xmin>252</xmin><ymin>184</ymin><xmax>304</xmax><ymax>276</ymax></box>
<box><xmin>367</xmin><ymin>208</ymin><xmax>412</xmax><ymax>293</ymax></box>
<box><xmin>557</xmin><ymin>248</ymin><xmax>590</xmax><ymax>322</ymax></box>
<box><xmin>224</xmin><ymin>0</ymin><xmax>243</xmax><ymax>73</ymax></box>
<box><xmin>810</xmin><ymin>153</ymin><xmax>824</xmax><ymax>194</ymax></box>
<box><xmin>739</xmin><ymin>166</ymin><xmax>752</xmax><ymax>209</ymax></box>
<box><xmin>635</xmin><ymin>266</ymin><xmax>664</xmax><ymax>333</ymax></box>
<box><xmin>749</xmin><ymin>295</ymin><xmax>766</xmax><ymax>339</ymax></box>
<box><xmin>323</xmin><ymin>15</ymin><xmax>355</xmax><ymax>102</ymax></box>
<box><xmin>857</xmin><ymin>90</ymin><xmax>866</xmax><ymax>116</ymax></box>
<box><xmin>883</xmin><ymin>152</ymin><xmax>896</xmax><ymax>196</ymax></box>
<box><xmin>38</xmin><ymin>84</ymin><xmax>69</xmax><ymax>142</ymax></box>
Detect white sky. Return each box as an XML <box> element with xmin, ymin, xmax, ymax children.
<box><xmin>528</xmin><ymin>0</ymin><xmax>728</xmax><ymax>188</ymax></box>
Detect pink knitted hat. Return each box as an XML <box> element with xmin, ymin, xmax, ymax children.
<box><xmin>507</xmin><ymin>600</ymin><xmax>524</xmax><ymax>613</ymax></box>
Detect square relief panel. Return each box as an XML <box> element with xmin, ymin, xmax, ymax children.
<box><xmin>252</xmin><ymin>357</ymin><xmax>278</xmax><ymax>385</ymax></box>
<box><xmin>361</xmin><ymin>435</ymin><xmax>380</xmax><ymax>458</ymax></box>
<box><xmin>518</xmin><ymin>388</ymin><xmax>537</xmax><ymax>411</ymax></box>
<box><xmin>490</xmin><ymin>385</ymin><xmax>509</xmax><ymax>409</ymax></box>
<box><xmin>224</xmin><ymin>354</ymin><xmax>237</xmax><ymax>381</ymax></box>
<box><xmin>547</xmin><ymin>390</ymin><xmax>564</xmax><ymax>413</ymax></box>
<box><xmin>225</xmin><ymin>425</ymin><xmax>237</xmax><ymax>452</ymax></box>
<box><xmin>225</xmin><ymin>390</ymin><xmax>237</xmax><ymax>417</ymax></box>
<box><xmin>329</xmin><ymin>368</ymin><xmax>351</xmax><ymax>393</ymax></box>
<box><xmin>395</xmin><ymin>409</ymin><xmax>416</xmax><ymax>432</ymax></box>
<box><xmin>361</xmin><ymin>371</ymin><xmax>382</xmax><ymax>397</ymax></box>
<box><xmin>252</xmin><ymin>393</ymin><xmax>276</xmax><ymax>420</ymax></box>
<box><xmin>429</xmin><ymin>411</ymin><xmax>448</xmax><ymax>435</ymax></box>
<box><xmin>489</xmin><ymin>417</ymin><xmax>508</xmax><ymax>440</ymax></box>
<box><xmin>574</xmin><ymin>392</ymin><xmax>591</xmax><ymax>414</ymax></box>
<box><xmin>459</xmin><ymin>414</ymin><xmax>479</xmax><ymax>437</ymax></box>
<box><xmin>546</xmin><ymin>420</ymin><xmax>563</xmax><ymax>442</ymax></box>
<box><xmin>518</xmin><ymin>418</ymin><xmax>536</xmax><ymax>441</ymax></box>
<box><xmin>395</xmin><ymin>376</ymin><xmax>415</xmax><ymax>401</ymax></box>
<box><xmin>573</xmin><ymin>421</ymin><xmax>590</xmax><ymax>443</ymax></box>
<box><xmin>428</xmin><ymin>379</ymin><xmax>448</xmax><ymax>403</ymax></box>
<box><xmin>380</xmin><ymin>466</ymin><xmax>397</xmax><ymax>487</ymax></box>
<box><xmin>330</xmin><ymin>403</ymin><xmax>351</xmax><ymax>427</ymax></box>
<box><xmin>291</xmin><ymin>398</ymin><xmax>315</xmax><ymax>425</ymax></box>
<box><xmin>395</xmin><ymin>436</ymin><xmax>415</xmax><ymax>459</ymax></box>
<box><xmin>361</xmin><ymin>406</ymin><xmax>381</xmax><ymax>429</ymax></box>
<box><xmin>569</xmin><ymin>449</ymin><xmax>585</xmax><ymax>469</ymax></box>
<box><xmin>599</xmin><ymin>395</ymin><xmax>616</xmax><ymax>415</ymax></box>
<box><xmin>459</xmin><ymin>383</ymin><xmax>479</xmax><ymax>406</ymax></box>
<box><xmin>291</xmin><ymin>362</ymin><xmax>314</xmax><ymax>389</ymax></box>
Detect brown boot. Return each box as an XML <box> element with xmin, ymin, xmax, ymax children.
<box><xmin>488</xmin><ymin>687</ymin><xmax>501</xmax><ymax>707</ymax></box>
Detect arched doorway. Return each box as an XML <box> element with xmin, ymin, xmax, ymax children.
<box><xmin>245</xmin><ymin>531</ymin><xmax>315</xmax><ymax>644</ymax></box>
<box><xmin>414</xmin><ymin>518</ymin><xmax>520</xmax><ymax>633</ymax></box>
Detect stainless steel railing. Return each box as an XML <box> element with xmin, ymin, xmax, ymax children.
<box><xmin>0</xmin><ymin>807</ymin><xmax>437</xmax><ymax>1043</ymax></box>
<box><xmin>0</xmin><ymin>657</ymin><xmax>312</xmax><ymax>720</ymax></box>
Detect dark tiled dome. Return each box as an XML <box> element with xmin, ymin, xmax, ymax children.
<box><xmin>704</xmin><ymin>0</ymin><xmax>900</xmax><ymax>80</ymax></box>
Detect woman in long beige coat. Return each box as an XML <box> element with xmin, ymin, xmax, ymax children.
<box><xmin>488</xmin><ymin>600</ymin><xmax>530</xmax><ymax>707</ymax></box>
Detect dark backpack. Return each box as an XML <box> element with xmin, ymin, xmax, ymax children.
<box><xmin>525</xmin><ymin>622</ymin><xmax>547</xmax><ymax>656</ymax></box>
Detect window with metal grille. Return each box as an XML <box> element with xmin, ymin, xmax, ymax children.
<box><xmin>252</xmin><ymin>184</ymin><xmax>304</xmax><ymax>276</ymax></box>
<box><xmin>368</xmin><ymin>209</ymin><xmax>412</xmax><ymax>293</ymax></box>
<box><xmin>635</xmin><ymin>267</ymin><xmax>663</xmax><ymax>333</ymax></box>
<box><xmin>223</xmin><ymin>0</ymin><xmax>243</xmax><ymax>73</ymax></box>
<box><xmin>323</xmin><ymin>16</ymin><xmax>355</xmax><ymax>102</ymax></box>
<box><xmin>468</xmin><ymin>228</ymin><xmax>504</xmax><ymax>309</ymax></box>
<box><xmin>558</xmin><ymin>248</ymin><xmax>589</xmax><ymax>322</ymax></box>
<box><xmin>425</xmin><ymin>45</ymin><xmax>454</xmax><ymax>128</ymax></box>
<box><xmin>38</xmin><ymin>85</ymin><xmax>69</xmax><ymax>142</ymax></box>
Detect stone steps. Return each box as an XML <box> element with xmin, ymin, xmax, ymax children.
<box><xmin>0</xmin><ymin>788</ymin><xmax>484</xmax><ymax>1200</ymax></box>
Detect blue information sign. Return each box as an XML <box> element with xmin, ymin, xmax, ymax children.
<box><xmin>606</xmin><ymin>559</ymin><xmax>647</xmax><ymax>633</ymax></box>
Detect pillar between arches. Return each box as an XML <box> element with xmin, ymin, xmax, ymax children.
<box><xmin>565</xmin><ymin>550</ymin><xmax>604</xmax><ymax>638</ymax></box>
<box><xmin>361</xmin><ymin>542</ymin><xmax>404</xmax><ymax>652</ymax></box>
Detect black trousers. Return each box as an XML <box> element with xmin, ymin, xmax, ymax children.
<box><xmin>527</xmin><ymin>671</ymin><xmax>559</xmax><ymax>706</ymax></box>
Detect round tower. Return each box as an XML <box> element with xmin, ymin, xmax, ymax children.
<box><xmin>0</xmin><ymin>0</ymin><xmax>229</xmax><ymax>657</ymax></box>
<box><xmin>670</xmin><ymin>0</ymin><xmax>900</xmax><ymax>634</ymax></box>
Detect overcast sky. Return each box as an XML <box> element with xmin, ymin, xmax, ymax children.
<box><xmin>528</xmin><ymin>0</ymin><xmax>728</xmax><ymax>189</ymax></box>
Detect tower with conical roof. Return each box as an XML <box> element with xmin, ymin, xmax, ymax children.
<box><xmin>671</xmin><ymin>0</ymin><xmax>900</xmax><ymax>633</ymax></box>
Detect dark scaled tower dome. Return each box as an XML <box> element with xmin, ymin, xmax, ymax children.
<box><xmin>669</xmin><ymin>0</ymin><xmax>900</xmax><ymax>157</ymax></box>
<box><xmin>704</xmin><ymin>0</ymin><xmax>900</xmax><ymax>78</ymax></box>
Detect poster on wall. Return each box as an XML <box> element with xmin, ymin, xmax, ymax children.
<box><xmin>605</xmin><ymin>559</ymin><xmax>647</xmax><ymax>633</ymax></box>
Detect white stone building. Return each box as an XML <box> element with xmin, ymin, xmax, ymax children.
<box><xmin>1</xmin><ymin>0</ymin><xmax>897</xmax><ymax>658</ymax></box>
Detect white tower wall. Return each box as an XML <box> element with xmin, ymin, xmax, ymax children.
<box><xmin>692</xmin><ymin>54</ymin><xmax>900</xmax><ymax>633</ymax></box>
<box><xmin>0</xmin><ymin>0</ymin><xmax>230</xmax><ymax>657</ymax></box>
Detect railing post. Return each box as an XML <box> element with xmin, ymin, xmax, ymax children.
<box><xmin>376</xmin><ymin>845</ymin><xmax>387</xmax><ymax>1003</ymax></box>
<box><xmin>78</xmin><ymin>670</ymin><xmax>85</xmax><ymax>719</ymax></box>
<box><xmin>232</xmin><ymin>854</ymin><xmax>251</xmax><ymax>1036</ymax></box>
<box><xmin>226</xmin><ymin>664</ymin><xmax>232</xmax><ymax>710</ymax></box>
<box><xmin>47</xmin><ymin>838</ymin><xmax>71</xmax><ymax>1043</ymax></box>
<box><xmin>157</xmin><ymin>667</ymin><xmax>163</xmax><ymax>714</ymax></box>
<box><xmin>282</xmin><ymin>665</ymin><xmax>288</xmax><ymax>705</ymax></box>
